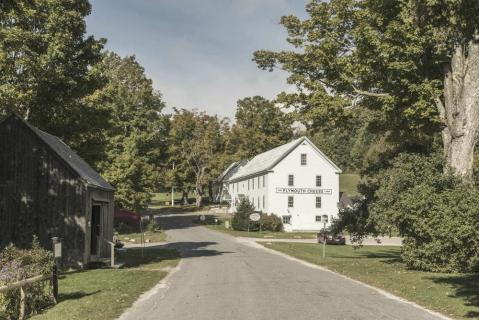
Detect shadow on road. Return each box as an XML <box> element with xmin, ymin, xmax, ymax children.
<box><xmin>154</xmin><ymin>213</ymin><xmax>217</xmax><ymax>231</ymax></box>
<box><xmin>126</xmin><ymin>241</ymin><xmax>232</xmax><ymax>260</ymax></box>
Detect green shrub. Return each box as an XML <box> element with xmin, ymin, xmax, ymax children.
<box><xmin>368</xmin><ymin>153</ymin><xmax>479</xmax><ymax>272</ymax></box>
<box><xmin>232</xmin><ymin>198</ymin><xmax>255</xmax><ymax>231</ymax></box>
<box><xmin>0</xmin><ymin>236</ymin><xmax>55</xmax><ymax>319</ymax></box>
<box><xmin>260</xmin><ymin>214</ymin><xmax>283</xmax><ymax>232</ymax></box>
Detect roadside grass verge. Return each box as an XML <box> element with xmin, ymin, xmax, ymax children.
<box><xmin>263</xmin><ymin>243</ymin><xmax>479</xmax><ymax>319</ymax></box>
<box><xmin>117</xmin><ymin>230</ymin><xmax>167</xmax><ymax>243</ymax></box>
<box><xmin>32</xmin><ymin>248</ymin><xmax>180</xmax><ymax>320</ymax></box>
<box><xmin>205</xmin><ymin>223</ymin><xmax>317</xmax><ymax>239</ymax></box>
<box><xmin>116</xmin><ymin>222</ymin><xmax>167</xmax><ymax>243</ymax></box>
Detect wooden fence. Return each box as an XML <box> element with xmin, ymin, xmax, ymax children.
<box><xmin>0</xmin><ymin>272</ymin><xmax>56</xmax><ymax>320</ymax></box>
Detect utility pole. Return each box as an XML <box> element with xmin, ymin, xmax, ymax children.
<box><xmin>171</xmin><ymin>162</ymin><xmax>175</xmax><ymax>207</ymax></box>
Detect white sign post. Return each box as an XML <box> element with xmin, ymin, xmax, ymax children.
<box><xmin>249</xmin><ymin>213</ymin><xmax>261</xmax><ymax>233</ymax></box>
<box><xmin>321</xmin><ymin>215</ymin><xmax>329</xmax><ymax>258</ymax></box>
<box><xmin>249</xmin><ymin>213</ymin><xmax>260</xmax><ymax>222</ymax></box>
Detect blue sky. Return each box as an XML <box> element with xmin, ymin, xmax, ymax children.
<box><xmin>86</xmin><ymin>0</ymin><xmax>307</xmax><ymax>119</ymax></box>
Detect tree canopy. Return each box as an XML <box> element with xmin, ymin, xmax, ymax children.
<box><xmin>90</xmin><ymin>52</ymin><xmax>169</xmax><ymax>211</ymax></box>
<box><xmin>226</xmin><ymin>96</ymin><xmax>294</xmax><ymax>159</ymax></box>
<box><xmin>254</xmin><ymin>0</ymin><xmax>479</xmax><ymax>179</ymax></box>
<box><xmin>0</xmin><ymin>0</ymin><xmax>106</xmax><ymax>156</ymax></box>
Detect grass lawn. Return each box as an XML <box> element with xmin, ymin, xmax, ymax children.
<box><xmin>115</xmin><ymin>222</ymin><xmax>167</xmax><ymax>243</ymax></box>
<box><xmin>339</xmin><ymin>173</ymin><xmax>361</xmax><ymax>196</ymax></box>
<box><xmin>205</xmin><ymin>223</ymin><xmax>317</xmax><ymax>239</ymax></box>
<box><xmin>33</xmin><ymin>248</ymin><xmax>180</xmax><ymax>320</ymax></box>
<box><xmin>264</xmin><ymin>243</ymin><xmax>479</xmax><ymax>319</ymax></box>
<box><xmin>150</xmin><ymin>192</ymin><xmax>195</xmax><ymax>207</ymax></box>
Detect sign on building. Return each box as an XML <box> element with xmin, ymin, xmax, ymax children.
<box><xmin>275</xmin><ymin>187</ymin><xmax>332</xmax><ymax>195</ymax></box>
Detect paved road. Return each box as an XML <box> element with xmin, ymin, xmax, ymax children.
<box><xmin>119</xmin><ymin>213</ymin><xmax>447</xmax><ymax>320</ymax></box>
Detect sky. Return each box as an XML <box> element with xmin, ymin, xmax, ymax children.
<box><xmin>86</xmin><ymin>0</ymin><xmax>308</xmax><ymax>119</ymax></box>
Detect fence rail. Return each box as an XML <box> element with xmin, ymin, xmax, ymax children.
<box><xmin>0</xmin><ymin>273</ymin><xmax>53</xmax><ymax>320</ymax></box>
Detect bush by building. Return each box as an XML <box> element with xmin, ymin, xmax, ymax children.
<box><xmin>231</xmin><ymin>198</ymin><xmax>283</xmax><ymax>232</ymax></box>
<box><xmin>0</xmin><ymin>236</ymin><xmax>54</xmax><ymax>319</ymax></box>
<box><xmin>259</xmin><ymin>214</ymin><xmax>283</xmax><ymax>232</ymax></box>
<box><xmin>232</xmin><ymin>198</ymin><xmax>255</xmax><ymax>231</ymax></box>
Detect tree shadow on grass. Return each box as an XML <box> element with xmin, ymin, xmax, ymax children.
<box><xmin>58</xmin><ymin>290</ymin><xmax>101</xmax><ymax>302</ymax></box>
<box><xmin>427</xmin><ymin>273</ymin><xmax>479</xmax><ymax>318</ymax></box>
<box><xmin>330</xmin><ymin>248</ymin><xmax>403</xmax><ymax>263</ymax></box>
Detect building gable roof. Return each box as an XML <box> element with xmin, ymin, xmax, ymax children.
<box><xmin>226</xmin><ymin>136</ymin><xmax>341</xmax><ymax>182</ymax></box>
<box><xmin>2</xmin><ymin>113</ymin><xmax>115</xmax><ymax>191</ymax></box>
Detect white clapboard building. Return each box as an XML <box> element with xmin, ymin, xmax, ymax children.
<box><xmin>217</xmin><ymin>136</ymin><xmax>341</xmax><ymax>232</ymax></box>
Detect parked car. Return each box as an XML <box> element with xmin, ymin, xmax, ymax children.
<box><xmin>317</xmin><ymin>232</ymin><xmax>346</xmax><ymax>245</ymax></box>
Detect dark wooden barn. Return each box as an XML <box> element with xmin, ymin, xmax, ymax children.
<box><xmin>0</xmin><ymin>113</ymin><xmax>115</xmax><ymax>267</ymax></box>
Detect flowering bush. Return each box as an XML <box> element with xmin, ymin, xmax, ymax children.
<box><xmin>0</xmin><ymin>236</ymin><xmax>54</xmax><ymax>319</ymax></box>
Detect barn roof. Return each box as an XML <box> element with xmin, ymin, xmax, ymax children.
<box><xmin>3</xmin><ymin>113</ymin><xmax>115</xmax><ymax>191</ymax></box>
<box><xmin>226</xmin><ymin>136</ymin><xmax>341</xmax><ymax>182</ymax></box>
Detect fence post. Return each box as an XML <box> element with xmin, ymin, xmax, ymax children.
<box><xmin>51</xmin><ymin>264</ymin><xmax>58</xmax><ymax>303</ymax></box>
<box><xmin>19</xmin><ymin>287</ymin><xmax>26</xmax><ymax>320</ymax></box>
<box><xmin>110</xmin><ymin>242</ymin><xmax>115</xmax><ymax>268</ymax></box>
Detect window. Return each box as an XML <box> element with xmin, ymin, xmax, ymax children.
<box><xmin>253</xmin><ymin>197</ymin><xmax>255</xmax><ymax>206</ymax></box>
<box><xmin>263</xmin><ymin>175</ymin><xmax>265</xmax><ymax>187</ymax></box>
<box><xmin>301</xmin><ymin>153</ymin><xmax>307</xmax><ymax>165</ymax></box>
<box><xmin>316</xmin><ymin>196</ymin><xmax>321</xmax><ymax>208</ymax></box>
<box><xmin>315</xmin><ymin>216</ymin><xmax>321</xmax><ymax>222</ymax></box>
<box><xmin>288</xmin><ymin>174</ymin><xmax>294</xmax><ymax>186</ymax></box>
<box><xmin>258</xmin><ymin>177</ymin><xmax>260</xmax><ymax>188</ymax></box>
<box><xmin>316</xmin><ymin>175</ymin><xmax>322</xmax><ymax>187</ymax></box>
<box><xmin>258</xmin><ymin>196</ymin><xmax>260</xmax><ymax>208</ymax></box>
<box><xmin>252</xmin><ymin>177</ymin><xmax>255</xmax><ymax>190</ymax></box>
<box><xmin>288</xmin><ymin>196</ymin><xmax>294</xmax><ymax>208</ymax></box>
<box><xmin>263</xmin><ymin>195</ymin><xmax>265</xmax><ymax>209</ymax></box>
<box><xmin>282</xmin><ymin>215</ymin><xmax>291</xmax><ymax>224</ymax></box>
<box><xmin>248</xmin><ymin>179</ymin><xmax>250</xmax><ymax>190</ymax></box>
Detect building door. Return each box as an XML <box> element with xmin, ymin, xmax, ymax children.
<box><xmin>90</xmin><ymin>205</ymin><xmax>101</xmax><ymax>255</ymax></box>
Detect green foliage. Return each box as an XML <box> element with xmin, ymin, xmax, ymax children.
<box><xmin>90</xmin><ymin>52</ymin><xmax>168</xmax><ymax>211</ymax></box>
<box><xmin>232</xmin><ymin>198</ymin><xmax>255</xmax><ymax>231</ymax></box>
<box><xmin>167</xmin><ymin>109</ymin><xmax>227</xmax><ymax>207</ymax></box>
<box><xmin>0</xmin><ymin>0</ymin><xmax>107</xmax><ymax>162</ymax></box>
<box><xmin>367</xmin><ymin>153</ymin><xmax>479</xmax><ymax>272</ymax></box>
<box><xmin>0</xmin><ymin>236</ymin><xmax>54</xmax><ymax>319</ymax></box>
<box><xmin>225</xmin><ymin>96</ymin><xmax>294</xmax><ymax>160</ymax></box>
<box><xmin>259</xmin><ymin>214</ymin><xmax>283</xmax><ymax>232</ymax></box>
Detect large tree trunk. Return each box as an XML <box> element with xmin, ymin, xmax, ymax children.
<box><xmin>195</xmin><ymin>188</ymin><xmax>203</xmax><ymax>208</ymax></box>
<box><xmin>194</xmin><ymin>167</ymin><xmax>206</xmax><ymax>208</ymax></box>
<box><xmin>181</xmin><ymin>189</ymin><xmax>189</xmax><ymax>205</ymax></box>
<box><xmin>437</xmin><ymin>39</ymin><xmax>479</xmax><ymax>180</ymax></box>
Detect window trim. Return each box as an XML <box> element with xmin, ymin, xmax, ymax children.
<box><xmin>315</xmin><ymin>215</ymin><xmax>321</xmax><ymax>222</ymax></box>
<box><xmin>301</xmin><ymin>153</ymin><xmax>307</xmax><ymax>165</ymax></box>
<box><xmin>316</xmin><ymin>175</ymin><xmax>322</xmax><ymax>187</ymax></box>
<box><xmin>288</xmin><ymin>174</ymin><xmax>294</xmax><ymax>187</ymax></box>
<box><xmin>316</xmin><ymin>196</ymin><xmax>321</xmax><ymax>208</ymax></box>
<box><xmin>282</xmin><ymin>215</ymin><xmax>291</xmax><ymax>224</ymax></box>
<box><xmin>288</xmin><ymin>195</ymin><xmax>294</xmax><ymax>208</ymax></box>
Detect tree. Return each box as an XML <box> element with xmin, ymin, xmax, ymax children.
<box><xmin>225</xmin><ymin>96</ymin><xmax>294</xmax><ymax>160</ymax></box>
<box><xmin>0</xmin><ymin>0</ymin><xmax>106</xmax><ymax>158</ymax></box>
<box><xmin>168</xmin><ymin>109</ymin><xmax>226</xmax><ymax>207</ymax></box>
<box><xmin>232</xmin><ymin>198</ymin><xmax>255</xmax><ymax>231</ymax></box>
<box><xmin>253</xmin><ymin>0</ymin><xmax>479</xmax><ymax>180</ymax></box>
<box><xmin>88</xmin><ymin>52</ymin><xmax>168</xmax><ymax>211</ymax></box>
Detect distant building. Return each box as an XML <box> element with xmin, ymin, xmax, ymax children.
<box><xmin>339</xmin><ymin>192</ymin><xmax>354</xmax><ymax>210</ymax></box>
<box><xmin>0</xmin><ymin>113</ymin><xmax>115</xmax><ymax>267</ymax></box>
<box><xmin>217</xmin><ymin>136</ymin><xmax>341</xmax><ymax>232</ymax></box>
